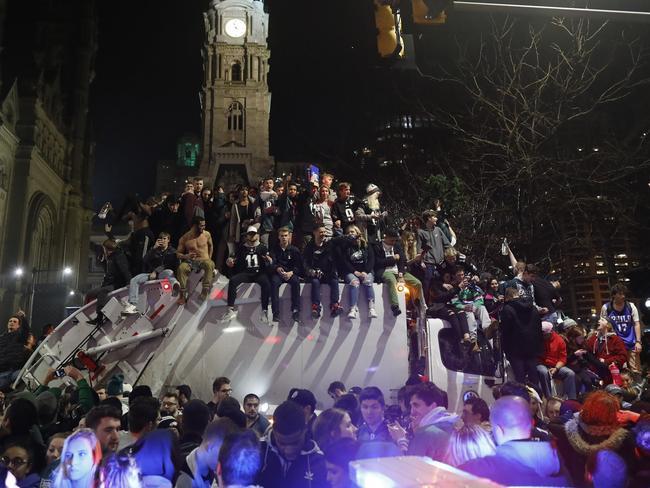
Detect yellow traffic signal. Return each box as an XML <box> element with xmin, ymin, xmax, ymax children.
<box><xmin>412</xmin><ymin>0</ymin><xmax>450</xmax><ymax>25</ymax></box>
<box><xmin>374</xmin><ymin>0</ymin><xmax>402</xmax><ymax>58</ymax></box>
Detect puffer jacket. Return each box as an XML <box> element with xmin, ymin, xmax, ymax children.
<box><xmin>554</xmin><ymin>416</ymin><xmax>635</xmax><ymax>487</ymax></box>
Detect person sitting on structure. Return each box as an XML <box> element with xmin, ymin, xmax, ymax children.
<box><xmin>221</xmin><ymin>226</ymin><xmax>272</xmax><ymax>324</ymax></box>
<box><xmin>269</xmin><ymin>227</ymin><xmax>303</xmax><ymax>324</ymax></box>
<box><xmin>176</xmin><ymin>216</ymin><xmax>215</xmax><ymax>304</ymax></box>
<box><xmin>123</xmin><ymin>231</ymin><xmax>179</xmax><ymax>315</ymax></box>
<box><xmin>86</xmin><ymin>239</ymin><xmax>132</xmax><ymax>326</ymax></box>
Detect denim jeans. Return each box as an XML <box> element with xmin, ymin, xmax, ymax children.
<box><xmin>270</xmin><ymin>274</ymin><xmax>301</xmax><ymax>314</ymax></box>
<box><xmin>344</xmin><ymin>272</ymin><xmax>375</xmax><ymax>307</ymax></box>
<box><xmin>309</xmin><ymin>277</ymin><xmax>340</xmax><ymax>307</ymax></box>
<box><xmin>537</xmin><ymin>364</ymin><xmax>576</xmax><ymax>399</ymax></box>
<box><xmin>128</xmin><ymin>270</ymin><xmax>177</xmax><ymax>305</ymax></box>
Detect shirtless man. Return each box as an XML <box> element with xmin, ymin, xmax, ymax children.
<box><xmin>176</xmin><ymin>216</ymin><xmax>215</xmax><ymax>303</ymax></box>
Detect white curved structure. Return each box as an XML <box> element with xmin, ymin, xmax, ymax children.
<box><xmin>17</xmin><ymin>274</ymin><xmax>503</xmax><ymax>411</ymax></box>
<box><xmin>17</xmin><ymin>275</ymin><xmax>410</xmax><ymax>409</ymax></box>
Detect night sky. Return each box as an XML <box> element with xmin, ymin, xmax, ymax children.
<box><xmin>92</xmin><ymin>0</ymin><xmax>206</xmax><ymax>207</ymax></box>
<box><xmin>90</xmin><ymin>0</ymin><xmax>650</xmax><ymax>208</ymax></box>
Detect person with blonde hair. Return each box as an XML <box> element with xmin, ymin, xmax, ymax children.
<box><xmin>337</xmin><ymin>225</ymin><xmax>376</xmax><ymax>320</ymax></box>
<box><xmin>52</xmin><ymin>429</ymin><xmax>102</xmax><ymax>488</ymax></box>
<box><xmin>446</xmin><ymin>425</ymin><xmax>496</xmax><ymax>467</ymax></box>
<box><xmin>584</xmin><ymin>317</ymin><xmax>628</xmax><ymax>384</ymax></box>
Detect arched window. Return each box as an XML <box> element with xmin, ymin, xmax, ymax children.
<box><xmin>25</xmin><ymin>194</ymin><xmax>56</xmax><ymax>282</ymax></box>
<box><xmin>231</xmin><ymin>62</ymin><xmax>242</xmax><ymax>82</ymax></box>
<box><xmin>227</xmin><ymin>101</ymin><xmax>244</xmax><ymax>131</ymax></box>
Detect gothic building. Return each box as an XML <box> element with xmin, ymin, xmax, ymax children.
<box><xmin>0</xmin><ymin>0</ymin><xmax>97</xmax><ymax>326</ymax></box>
<box><xmin>198</xmin><ymin>0</ymin><xmax>274</xmax><ymax>189</ymax></box>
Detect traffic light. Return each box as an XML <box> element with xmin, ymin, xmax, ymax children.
<box><xmin>412</xmin><ymin>0</ymin><xmax>451</xmax><ymax>25</ymax></box>
<box><xmin>374</xmin><ymin>0</ymin><xmax>402</xmax><ymax>59</ymax></box>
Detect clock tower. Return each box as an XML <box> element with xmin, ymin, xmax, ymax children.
<box><xmin>199</xmin><ymin>0</ymin><xmax>273</xmax><ymax>189</ymax></box>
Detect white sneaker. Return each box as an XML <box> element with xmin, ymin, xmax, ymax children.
<box><xmin>221</xmin><ymin>308</ymin><xmax>238</xmax><ymax>322</ymax></box>
<box><xmin>122</xmin><ymin>303</ymin><xmax>139</xmax><ymax>315</ymax></box>
<box><xmin>369</xmin><ymin>307</ymin><xmax>378</xmax><ymax>319</ymax></box>
<box><xmin>347</xmin><ymin>306</ymin><xmax>359</xmax><ymax>319</ymax></box>
<box><xmin>260</xmin><ymin>310</ymin><xmax>269</xmax><ymax>325</ymax></box>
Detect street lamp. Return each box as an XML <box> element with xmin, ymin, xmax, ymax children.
<box><xmin>13</xmin><ymin>266</ymin><xmax>76</xmax><ymax>326</ymax></box>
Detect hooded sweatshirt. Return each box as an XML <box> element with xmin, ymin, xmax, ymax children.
<box><xmin>586</xmin><ymin>332</ymin><xmax>627</xmax><ymax>371</ymax></box>
<box><xmin>256</xmin><ymin>432</ymin><xmax>327</xmax><ymax>488</ymax></box>
<box><xmin>175</xmin><ymin>448</ymin><xmax>212</xmax><ymax>488</ymax></box>
<box><xmin>407</xmin><ymin>407</ymin><xmax>459</xmax><ymax>461</ymax></box>
<box><xmin>538</xmin><ymin>331</ymin><xmax>567</xmax><ymax>368</ymax></box>
<box><xmin>499</xmin><ymin>299</ymin><xmax>543</xmax><ymax>359</ymax></box>
<box><xmin>459</xmin><ymin>439</ymin><xmax>570</xmax><ymax>486</ymax></box>
<box><xmin>17</xmin><ymin>473</ymin><xmax>41</xmax><ymax>488</ymax></box>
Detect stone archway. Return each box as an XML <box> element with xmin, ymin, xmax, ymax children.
<box><xmin>24</xmin><ymin>193</ymin><xmax>57</xmax><ymax>282</ymax></box>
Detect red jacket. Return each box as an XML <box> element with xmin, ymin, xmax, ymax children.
<box><xmin>586</xmin><ymin>333</ymin><xmax>627</xmax><ymax>369</ymax></box>
<box><xmin>538</xmin><ymin>331</ymin><xmax>567</xmax><ymax>367</ymax></box>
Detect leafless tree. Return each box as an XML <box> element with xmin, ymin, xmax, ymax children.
<box><xmin>372</xmin><ymin>14</ymin><xmax>650</xmax><ymax>278</ymax></box>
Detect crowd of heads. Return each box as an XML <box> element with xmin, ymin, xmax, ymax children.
<box><xmin>1</xmin><ymin>169</ymin><xmax>648</xmax><ymax>486</ymax></box>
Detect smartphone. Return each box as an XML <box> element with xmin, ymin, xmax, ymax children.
<box><xmin>54</xmin><ymin>369</ymin><xmax>66</xmax><ymax>378</ymax></box>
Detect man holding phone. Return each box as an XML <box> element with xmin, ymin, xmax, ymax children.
<box><xmin>123</xmin><ymin>232</ymin><xmax>179</xmax><ymax>315</ymax></box>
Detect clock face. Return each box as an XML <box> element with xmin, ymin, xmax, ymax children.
<box><xmin>225</xmin><ymin>18</ymin><xmax>246</xmax><ymax>38</ymax></box>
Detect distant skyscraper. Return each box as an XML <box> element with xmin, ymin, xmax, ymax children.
<box><xmin>199</xmin><ymin>0</ymin><xmax>273</xmax><ymax>189</ymax></box>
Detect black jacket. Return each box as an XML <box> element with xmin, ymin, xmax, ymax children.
<box><xmin>500</xmin><ymin>299</ymin><xmax>543</xmax><ymax>358</ymax></box>
<box><xmin>270</xmin><ymin>244</ymin><xmax>302</xmax><ymax>276</ymax></box>
<box><xmin>256</xmin><ymin>434</ymin><xmax>327</xmax><ymax>488</ymax></box>
<box><xmin>102</xmin><ymin>248</ymin><xmax>132</xmax><ymax>288</ymax></box>
<box><xmin>277</xmin><ymin>194</ymin><xmax>298</xmax><ymax>230</ymax></box>
<box><xmin>334</xmin><ymin>236</ymin><xmax>375</xmax><ymax>275</ymax></box>
<box><xmin>303</xmin><ymin>240</ymin><xmax>337</xmax><ymax>279</ymax></box>
<box><xmin>142</xmin><ymin>245</ymin><xmax>179</xmax><ymax>274</ymax></box>
<box><xmin>373</xmin><ymin>241</ymin><xmax>407</xmax><ymax>282</ymax></box>
<box><xmin>0</xmin><ymin>331</ymin><xmax>30</xmax><ymax>373</ymax></box>
<box><xmin>149</xmin><ymin>205</ymin><xmax>181</xmax><ymax>246</ymax></box>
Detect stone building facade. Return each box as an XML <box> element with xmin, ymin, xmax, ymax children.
<box><xmin>0</xmin><ymin>0</ymin><xmax>97</xmax><ymax>327</ymax></box>
<box><xmin>198</xmin><ymin>0</ymin><xmax>274</xmax><ymax>189</ymax></box>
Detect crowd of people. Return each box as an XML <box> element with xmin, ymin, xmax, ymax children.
<box><xmin>0</xmin><ymin>170</ymin><xmax>648</xmax><ymax>487</ymax></box>
<box><xmin>0</xmin><ymin>365</ymin><xmax>647</xmax><ymax>487</ymax></box>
